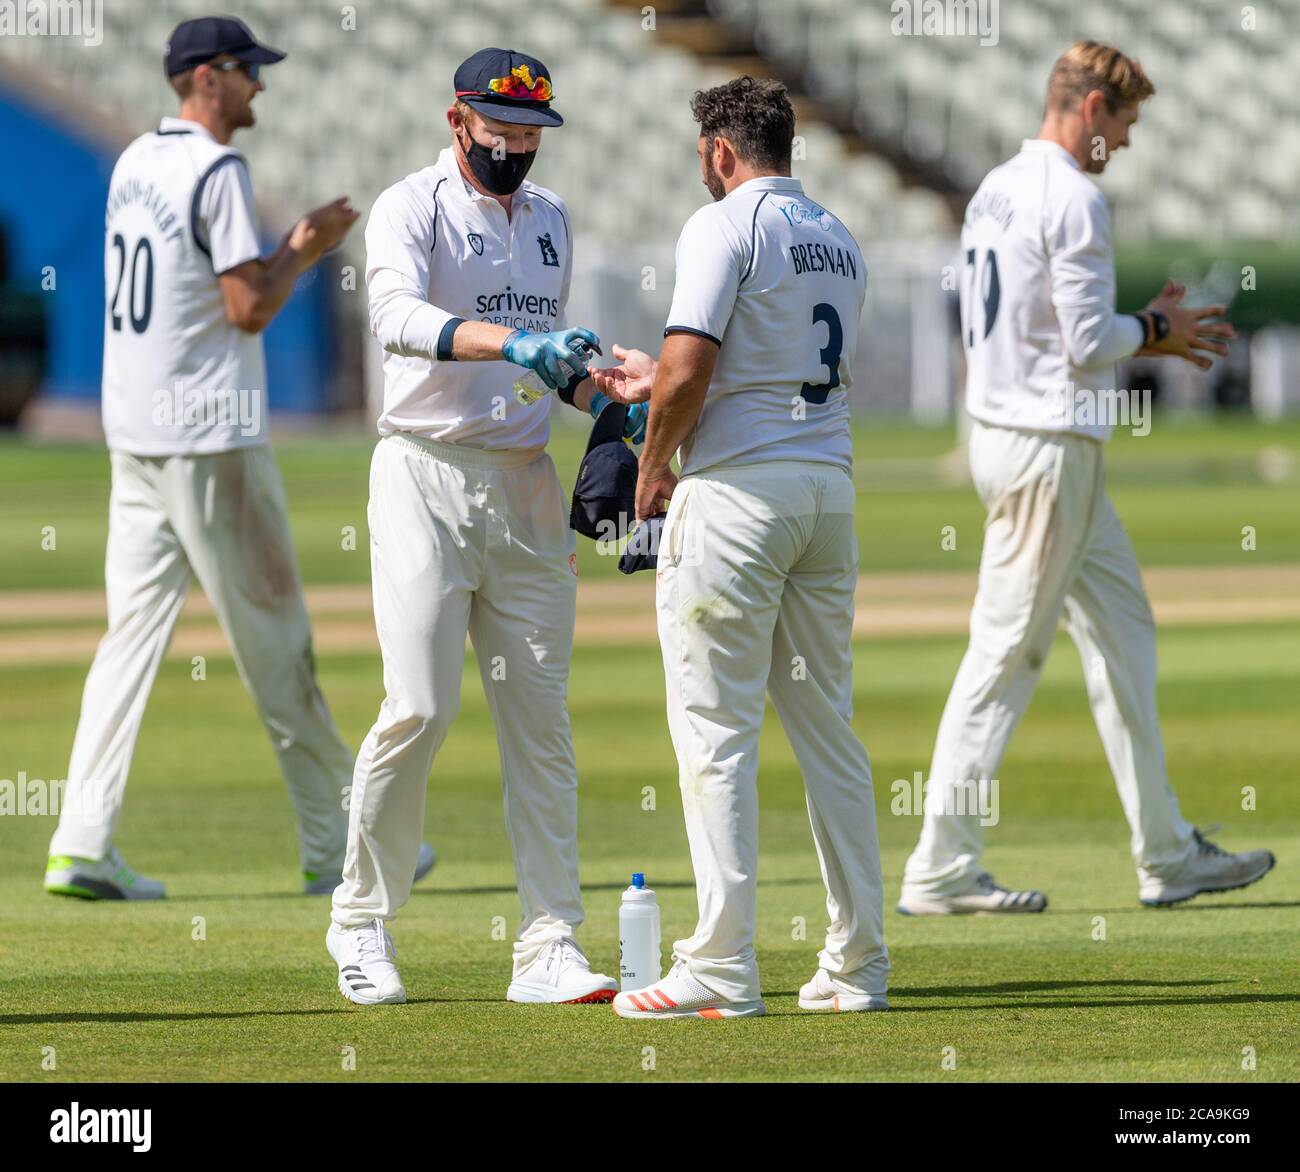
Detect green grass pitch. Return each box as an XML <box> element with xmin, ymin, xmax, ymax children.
<box><xmin>0</xmin><ymin>418</ymin><xmax>1297</xmax><ymax>1082</ymax></box>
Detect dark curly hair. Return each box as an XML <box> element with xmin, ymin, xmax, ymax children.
<box><xmin>690</xmin><ymin>76</ymin><xmax>795</xmax><ymax>172</ymax></box>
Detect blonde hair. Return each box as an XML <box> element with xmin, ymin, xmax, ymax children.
<box><xmin>1045</xmin><ymin>41</ymin><xmax>1155</xmax><ymax>114</ymax></box>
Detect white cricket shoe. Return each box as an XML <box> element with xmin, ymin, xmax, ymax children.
<box><xmin>1139</xmin><ymin>829</ymin><xmax>1275</xmax><ymax>907</ymax></box>
<box><xmin>897</xmin><ymin>871</ymin><xmax>1047</xmax><ymax>916</ymax></box>
<box><xmin>797</xmin><ymin>968</ymin><xmax>889</xmax><ymax>1013</ymax></box>
<box><xmin>304</xmin><ymin>841</ymin><xmax>436</xmax><ymax>896</ymax></box>
<box><xmin>505</xmin><ymin>937</ymin><xmax>618</xmax><ymax>1005</ymax></box>
<box><xmin>326</xmin><ymin>919</ymin><xmax>406</xmax><ymax>1005</ymax></box>
<box><xmin>44</xmin><ymin>848</ymin><xmax>165</xmax><ymax>901</ymax></box>
<box><xmin>612</xmin><ymin>959</ymin><xmax>766</xmax><ymax>1019</ymax></box>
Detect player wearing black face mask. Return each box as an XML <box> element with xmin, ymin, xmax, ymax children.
<box><xmin>455</xmin><ymin>124</ymin><xmax>537</xmax><ymax>196</ymax></box>
<box><xmin>450</xmin><ymin>46</ymin><xmax>558</xmax><ymax>196</ymax></box>
<box><xmin>327</xmin><ymin>47</ymin><xmax>622</xmax><ymax>1009</ymax></box>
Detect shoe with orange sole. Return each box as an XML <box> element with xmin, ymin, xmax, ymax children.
<box><xmin>613</xmin><ymin>960</ymin><xmax>766</xmax><ymax>1019</ymax></box>
<box><xmin>506</xmin><ymin>937</ymin><xmax>618</xmax><ymax>1004</ymax></box>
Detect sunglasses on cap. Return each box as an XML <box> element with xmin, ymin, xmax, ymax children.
<box><xmin>210</xmin><ymin>59</ymin><xmax>260</xmax><ymax>81</ymax></box>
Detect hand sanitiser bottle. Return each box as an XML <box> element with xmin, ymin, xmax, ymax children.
<box><xmin>618</xmin><ymin>872</ymin><xmax>661</xmax><ymax>991</ymax></box>
<box><xmin>513</xmin><ymin>338</ymin><xmax>595</xmax><ymax>405</ymax></box>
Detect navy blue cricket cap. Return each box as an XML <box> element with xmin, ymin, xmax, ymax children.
<box><xmin>164</xmin><ymin>16</ymin><xmax>286</xmax><ymax>77</ymax></box>
<box><xmin>454</xmin><ymin>47</ymin><xmax>563</xmax><ymax>127</ymax></box>
<box><xmin>618</xmin><ymin>515</ymin><xmax>664</xmax><ymax>575</ymax></box>
<box><xmin>570</xmin><ymin>403</ymin><xmax>637</xmax><ymax>542</ymax></box>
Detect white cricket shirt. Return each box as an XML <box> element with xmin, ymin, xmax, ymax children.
<box><xmin>664</xmin><ymin>176</ymin><xmax>866</xmax><ymax>477</ymax></box>
<box><xmin>960</xmin><ymin>139</ymin><xmax>1144</xmax><ymax>441</ymax></box>
<box><xmin>366</xmin><ymin>147</ymin><xmax>574</xmax><ymax>449</ymax></box>
<box><xmin>102</xmin><ymin>116</ymin><xmax>267</xmax><ymax>455</ymax></box>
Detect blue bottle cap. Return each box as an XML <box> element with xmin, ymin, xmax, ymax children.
<box><xmin>632</xmin><ymin>872</ymin><xmax>645</xmax><ymax>888</ymax></box>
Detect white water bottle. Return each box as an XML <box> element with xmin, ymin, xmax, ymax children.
<box><xmin>618</xmin><ymin>872</ymin><xmax>661</xmax><ymax>991</ymax></box>
<box><xmin>512</xmin><ymin>338</ymin><xmax>595</xmax><ymax>405</ymax></box>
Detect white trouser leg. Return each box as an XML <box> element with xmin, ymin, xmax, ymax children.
<box><xmin>471</xmin><ymin>452</ymin><xmax>584</xmax><ymax>975</ymax></box>
<box><xmin>1063</xmin><ymin>494</ymin><xmax>1195</xmax><ymax>873</ymax></box>
<box><xmin>658</xmin><ymin>473</ymin><xmax>784</xmax><ymax>1002</ymax></box>
<box><xmin>168</xmin><ymin>447</ymin><xmax>351</xmax><ymax>875</ymax></box>
<box><xmin>50</xmin><ymin>453</ymin><xmax>190</xmax><ymax>861</ymax></box>
<box><xmin>903</xmin><ymin>424</ymin><xmax>1103</xmax><ymax>894</ymax></box>
<box><xmin>765</xmin><ymin>470</ymin><xmax>888</xmax><ymax>994</ymax></box>
<box><xmin>333</xmin><ymin>437</ymin><xmax>474</xmax><ymax>928</ymax></box>
<box><xmin>660</xmin><ymin>463</ymin><xmax>875</xmax><ymax>1002</ymax></box>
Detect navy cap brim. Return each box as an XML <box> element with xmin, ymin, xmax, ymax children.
<box><xmin>165</xmin><ymin>41</ymin><xmax>286</xmax><ymax>76</ymax></box>
<box><xmin>461</xmin><ymin>95</ymin><xmax>563</xmax><ymax>127</ymax></box>
<box><xmin>233</xmin><ymin>42</ymin><xmax>287</xmax><ymax>66</ymax></box>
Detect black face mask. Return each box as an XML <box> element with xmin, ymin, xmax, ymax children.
<box><xmin>459</xmin><ymin>130</ymin><xmax>537</xmax><ymax>195</ymax></box>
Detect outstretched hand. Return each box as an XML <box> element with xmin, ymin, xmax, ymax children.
<box><xmin>589</xmin><ymin>345</ymin><xmax>657</xmax><ymax>404</ymax></box>
<box><xmin>1136</xmin><ymin>279</ymin><xmax>1236</xmax><ymax>370</ymax></box>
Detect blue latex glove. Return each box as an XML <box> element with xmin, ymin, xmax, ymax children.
<box><xmin>623</xmin><ymin>402</ymin><xmax>648</xmax><ymax>445</ymax></box>
<box><xmin>502</xmin><ymin>327</ymin><xmax>601</xmax><ymax>390</ymax></box>
<box><xmin>589</xmin><ymin>392</ymin><xmax>648</xmax><ymax>444</ymax></box>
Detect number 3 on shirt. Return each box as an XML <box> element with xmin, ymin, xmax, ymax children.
<box><xmin>800</xmin><ymin>302</ymin><xmax>843</xmax><ymax>404</ymax></box>
<box><xmin>962</xmin><ymin>247</ymin><xmax>1000</xmax><ymax>347</ymax></box>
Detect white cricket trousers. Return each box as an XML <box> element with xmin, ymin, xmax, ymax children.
<box><xmin>903</xmin><ymin>421</ymin><xmax>1196</xmax><ymax>893</ymax></box>
<box><xmin>331</xmin><ymin>435</ymin><xmax>586</xmax><ymax>975</ymax></box>
<box><xmin>657</xmin><ymin>460</ymin><xmax>889</xmax><ymax>1004</ymax></box>
<box><xmin>49</xmin><ymin>446</ymin><xmax>351</xmax><ymax>873</ymax></box>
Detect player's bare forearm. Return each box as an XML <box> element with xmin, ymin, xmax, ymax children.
<box><xmin>448</xmin><ymin>320</ymin><xmax>516</xmax><ymax>361</ymax></box>
<box><xmin>219</xmin><ymin>245</ymin><xmax>312</xmax><ymax>333</ymax></box>
<box><xmin>637</xmin><ymin>388</ymin><xmax>693</xmax><ymax>477</ymax></box>
<box><xmin>569</xmin><ymin>377</ymin><xmax>598</xmax><ymax>411</ymax></box>
<box><xmin>222</xmin><ymin>197</ymin><xmax>362</xmax><ymax>333</ymax></box>
<box><xmin>639</xmin><ymin>334</ymin><xmax>715</xmax><ymax>473</ymax></box>
<box><xmin>634</xmin><ymin>333</ymin><xmax>716</xmax><ymax>519</ymax></box>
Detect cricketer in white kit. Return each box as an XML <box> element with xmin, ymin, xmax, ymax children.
<box><xmin>899</xmin><ymin>41</ymin><xmax>1274</xmax><ymax>915</ymax></box>
<box><xmin>595</xmin><ymin>78</ymin><xmax>889</xmax><ymax>1019</ymax></box>
<box><xmin>44</xmin><ymin>16</ymin><xmax>436</xmax><ymax>901</ymax></box>
<box><xmin>326</xmin><ymin>48</ymin><xmax>619</xmax><ymax>1007</ymax></box>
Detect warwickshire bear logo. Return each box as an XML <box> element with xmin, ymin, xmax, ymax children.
<box><xmin>537</xmin><ymin>232</ymin><xmax>560</xmax><ymax>267</ymax></box>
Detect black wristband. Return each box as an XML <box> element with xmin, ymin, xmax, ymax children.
<box><xmin>435</xmin><ymin>317</ymin><xmax>465</xmax><ymax>361</ymax></box>
<box><xmin>1134</xmin><ymin>310</ymin><xmax>1170</xmax><ymax>348</ymax></box>
<box><xmin>557</xmin><ymin>366</ymin><xmax>586</xmax><ymax>406</ymax></box>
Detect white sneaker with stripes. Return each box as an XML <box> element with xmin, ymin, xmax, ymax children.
<box><xmin>612</xmin><ymin>959</ymin><xmax>766</xmax><ymax>1019</ymax></box>
<box><xmin>798</xmin><ymin>968</ymin><xmax>889</xmax><ymax>1012</ymax></box>
<box><xmin>326</xmin><ymin>919</ymin><xmax>406</xmax><ymax>1005</ymax></box>
<box><xmin>897</xmin><ymin>871</ymin><xmax>1047</xmax><ymax>915</ymax></box>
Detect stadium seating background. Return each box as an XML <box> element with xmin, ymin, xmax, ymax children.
<box><xmin>3</xmin><ymin>0</ymin><xmax>1299</xmax><ymax>420</ymax></box>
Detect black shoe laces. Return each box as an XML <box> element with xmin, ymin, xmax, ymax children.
<box><xmin>1194</xmin><ymin>827</ymin><xmax>1228</xmax><ymax>858</ymax></box>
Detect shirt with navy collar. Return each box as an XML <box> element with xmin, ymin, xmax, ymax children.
<box><xmin>365</xmin><ymin>146</ymin><xmax>574</xmax><ymax>450</ymax></box>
